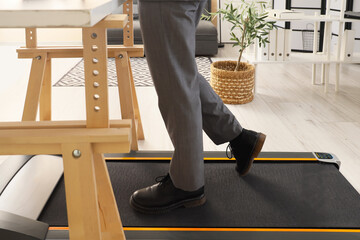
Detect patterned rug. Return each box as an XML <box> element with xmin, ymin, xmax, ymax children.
<box><xmin>54</xmin><ymin>57</ymin><xmax>212</xmax><ymax>87</ymax></box>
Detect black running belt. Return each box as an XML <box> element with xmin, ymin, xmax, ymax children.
<box><xmin>38</xmin><ymin>160</ymin><xmax>360</xmax><ymax>229</ymax></box>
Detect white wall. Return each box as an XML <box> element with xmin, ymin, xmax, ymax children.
<box><xmin>291</xmin><ymin>0</ymin><xmax>321</xmax><ymax>8</ymax></box>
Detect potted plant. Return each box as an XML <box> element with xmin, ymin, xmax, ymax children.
<box><xmin>202</xmin><ymin>0</ymin><xmax>276</xmax><ymax>104</ymax></box>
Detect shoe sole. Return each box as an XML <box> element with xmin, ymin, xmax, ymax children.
<box><xmin>130</xmin><ymin>195</ymin><xmax>206</xmax><ymax>214</ymax></box>
<box><xmin>236</xmin><ymin>133</ymin><xmax>266</xmax><ymax>176</ymax></box>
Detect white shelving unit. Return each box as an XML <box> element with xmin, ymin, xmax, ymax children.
<box><xmin>267</xmin><ymin>15</ymin><xmax>360</xmax><ymax>23</ymax></box>
<box><xmin>243</xmin><ymin>0</ymin><xmax>359</xmax><ymax>92</ymax></box>
<box><xmin>245</xmin><ymin>52</ymin><xmax>360</xmax><ymax>64</ymax></box>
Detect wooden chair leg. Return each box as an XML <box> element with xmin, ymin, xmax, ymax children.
<box><xmin>22</xmin><ymin>53</ymin><xmax>47</xmax><ymax>121</ymax></box>
<box><xmin>62</xmin><ymin>143</ymin><xmax>102</xmax><ymax>240</ymax></box>
<box><xmin>93</xmin><ymin>153</ymin><xmax>126</xmax><ymax>240</ymax></box>
<box><xmin>115</xmin><ymin>51</ymin><xmax>138</xmax><ymax>151</ymax></box>
<box><xmin>40</xmin><ymin>58</ymin><xmax>52</xmax><ymax>121</ymax></box>
<box><xmin>127</xmin><ymin>56</ymin><xmax>144</xmax><ymax>140</ymax></box>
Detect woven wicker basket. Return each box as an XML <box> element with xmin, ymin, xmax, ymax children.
<box><xmin>210</xmin><ymin>61</ymin><xmax>255</xmax><ymax>104</ymax></box>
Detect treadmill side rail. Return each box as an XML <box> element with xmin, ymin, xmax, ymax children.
<box><xmin>0</xmin><ymin>210</ymin><xmax>48</xmax><ymax>240</ymax></box>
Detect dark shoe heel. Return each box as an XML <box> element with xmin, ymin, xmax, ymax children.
<box><xmin>183</xmin><ymin>196</ymin><xmax>206</xmax><ymax>208</ymax></box>
<box><xmin>253</xmin><ymin>133</ymin><xmax>266</xmax><ymax>157</ymax></box>
<box><xmin>238</xmin><ymin>133</ymin><xmax>266</xmax><ymax>176</ymax></box>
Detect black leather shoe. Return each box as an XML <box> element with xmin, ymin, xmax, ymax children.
<box><xmin>130</xmin><ymin>174</ymin><xmax>206</xmax><ymax>214</ymax></box>
<box><xmin>227</xmin><ymin>129</ymin><xmax>266</xmax><ymax>176</ymax></box>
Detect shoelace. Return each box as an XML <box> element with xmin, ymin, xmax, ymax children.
<box><xmin>155</xmin><ymin>174</ymin><xmax>170</xmax><ymax>184</ymax></box>
<box><xmin>226</xmin><ymin>143</ymin><xmax>234</xmax><ymax>159</ymax></box>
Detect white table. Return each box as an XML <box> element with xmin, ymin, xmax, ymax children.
<box><xmin>0</xmin><ymin>1</ymin><xmax>143</xmax><ymax>240</ymax></box>
<box><xmin>0</xmin><ymin>0</ymin><xmax>123</xmax><ymax>28</ymax></box>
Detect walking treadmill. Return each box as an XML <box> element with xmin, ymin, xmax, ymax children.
<box><xmin>1</xmin><ymin>151</ymin><xmax>360</xmax><ymax>240</ymax></box>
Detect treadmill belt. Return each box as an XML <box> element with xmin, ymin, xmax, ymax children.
<box><xmin>38</xmin><ymin>161</ymin><xmax>360</xmax><ymax>229</ymax></box>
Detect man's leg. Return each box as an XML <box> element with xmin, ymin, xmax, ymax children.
<box><xmin>192</xmin><ymin>4</ymin><xmax>265</xmax><ymax>176</ymax></box>
<box><xmin>193</xmin><ymin>0</ymin><xmax>242</xmax><ymax>144</ymax></box>
<box><xmin>137</xmin><ymin>0</ymin><xmax>205</xmax><ymax>191</ymax></box>
<box><xmin>130</xmin><ymin>0</ymin><xmax>265</xmax><ymax>213</ymax></box>
<box><xmin>198</xmin><ymin>72</ymin><xmax>242</xmax><ymax>145</ymax></box>
<box><xmin>138</xmin><ymin>0</ymin><xmax>243</xmax><ymax>189</ymax></box>
<box><xmin>130</xmin><ymin>0</ymin><xmax>208</xmax><ymax>213</ymax></box>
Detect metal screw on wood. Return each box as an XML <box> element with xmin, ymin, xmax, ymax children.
<box><xmin>72</xmin><ymin>149</ymin><xmax>81</xmax><ymax>158</ymax></box>
<box><xmin>93</xmin><ymin>70</ymin><xmax>99</xmax><ymax>76</ymax></box>
<box><xmin>35</xmin><ymin>56</ymin><xmax>41</xmax><ymax>60</ymax></box>
<box><xmin>118</xmin><ymin>54</ymin><xmax>123</xmax><ymax>59</ymax></box>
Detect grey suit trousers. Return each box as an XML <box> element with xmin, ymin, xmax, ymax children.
<box><xmin>138</xmin><ymin>0</ymin><xmax>242</xmax><ymax>191</ymax></box>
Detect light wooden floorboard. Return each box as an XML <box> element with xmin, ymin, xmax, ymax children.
<box><xmin>0</xmin><ymin>43</ymin><xmax>359</xmax><ymax>193</ymax></box>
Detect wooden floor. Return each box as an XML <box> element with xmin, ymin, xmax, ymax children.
<box><xmin>1</xmin><ymin>43</ymin><xmax>360</xmax><ymax>193</ymax></box>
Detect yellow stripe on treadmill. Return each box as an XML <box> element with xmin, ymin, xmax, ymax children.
<box><xmin>49</xmin><ymin>227</ymin><xmax>360</xmax><ymax>233</ymax></box>
<box><xmin>255</xmin><ymin>158</ymin><xmax>317</xmax><ymax>161</ymax></box>
<box><xmin>105</xmin><ymin>157</ymin><xmax>317</xmax><ymax>161</ymax></box>
<box><xmin>106</xmin><ymin>157</ymin><xmax>171</xmax><ymax>160</ymax></box>
<box><xmin>123</xmin><ymin>227</ymin><xmax>360</xmax><ymax>233</ymax></box>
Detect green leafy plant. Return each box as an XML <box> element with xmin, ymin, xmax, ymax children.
<box><xmin>202</xmin><ymin>0</ymin><xmax>276</xmax><ymax>71</ymax></box>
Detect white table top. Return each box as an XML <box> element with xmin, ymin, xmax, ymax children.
<box><xmin>0</xmin><ymin>0</ymin><xmax>124</xmax><ymax>28</ymax></box>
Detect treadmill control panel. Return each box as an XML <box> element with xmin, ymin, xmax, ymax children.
<box><xmin>313</xmin><ymin>152</ymin><xmax>341</xmax><ymax>169</ymax></box>
<box><xmin>314</xmin><ymin>152</ymin><xmax>333</xmax><ymax>159</ymax></box>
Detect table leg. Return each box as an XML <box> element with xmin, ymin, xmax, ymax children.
<box><xmin>335</xmin><ymin>21</ymin><xmax>344</xmax><ymax>93</ymax></box>
<box><xmin>127</xmin><ymin>56</ymin><xmax>144</xmax><ymax>140</ymax></box>
<box><xmin>312</xmin><ymin>64</ymin><xmax>317</xmax><ymax>85</ymax></box>
<box><xmin>320</xmin><ymin>21</ymin><xmax>330</xmax><ymax>86</ymax></box>
<box><xmin>115</xmin><ymin>51</ymin><xmax>138</xmax><ymax>151</ymax></box>
<box><xmin>335</xmin><ymin>63</ymin><xmax>340</xmax><ymax>92</ymax></box>
<box><xmin>82</xmin><ymin>27</ymin><xmax>109</xmax><ymax>128</ymax></box>
<box><xmin>123</xmin><ymin>0</ymin><xmax>134</xmax><ymax>47</ymax></box>
<box><xmin>94</xmin><ymin>153</ymin><xmax>126</xmax><ymax>240</ymax></box>
<box><xmin>324</xmin><ymin>63</ymin><xmax>330</xmax><ymax>93</ymax></box>
<box><xmin>40</xmin><ymin>58</ymin><xmax>52</xmax><ymax>121</ymax></box>
<box><xmin>62</xmin><ymin>143</ymin><xmax>103</xmax><ymax>240</ymax></box>
<box><xmin>25</xmin><ymin>28</ymin><xmax>37</xmax><ymax>48</ymax></box>
<box><xmin>22</xmin><ymin>53</ymin><xmax>47</xmax><ymax>121</ymax></box>
<box><xmin>321</xmin><ymin>64</ymin><xmax>325</xmax><ymax>85</ymax></box>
